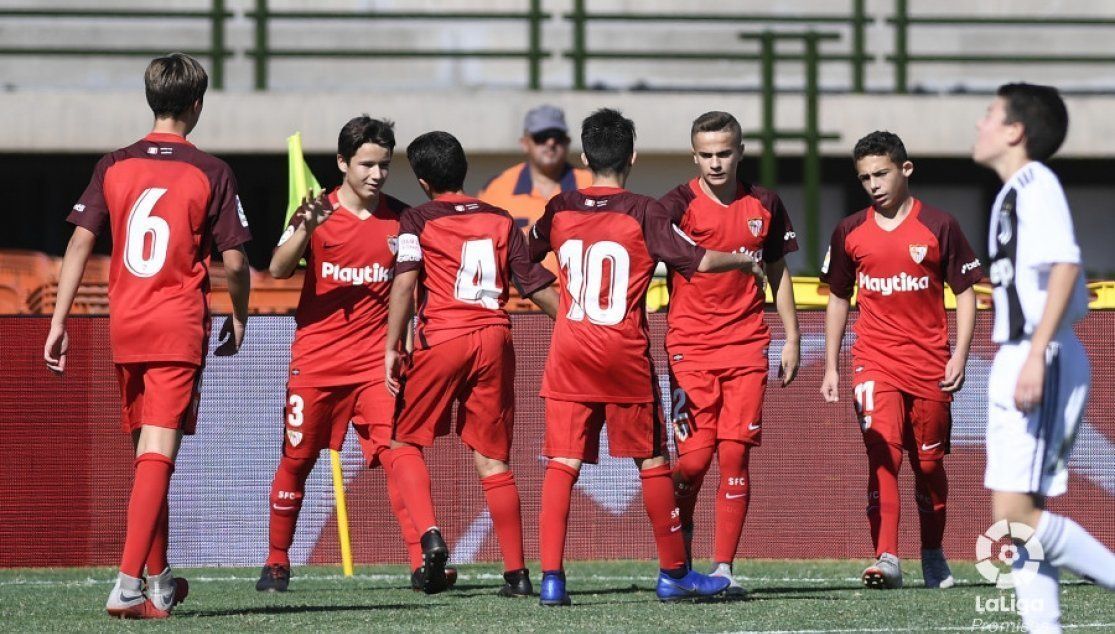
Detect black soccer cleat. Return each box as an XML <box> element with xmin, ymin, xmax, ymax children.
<box><xmin>417</xmin><ymin>528</ymin><xmax>450</xmax><ymax>594</ymax></box>
<box><xmin>255</xmin><ymin>563</ymin><xmax>291</xmax><ymax>592</ymax></box>
<box><xmin>497</xmin><ymin>568</ymin><xmax>533</xmax><ymax>598</ymax></box>
<box><xmin>411</xmin><ymin>566</ymin><xmax>458</xmax><ymax>591</ymax></box>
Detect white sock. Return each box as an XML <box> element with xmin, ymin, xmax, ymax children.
<box><xmin>1013</xmin><ymin>557</ymin><xmax>1061</xmax><ymax>634</ymax></box>
<box><xmin>1036</xmin><ymin>511</ymin><xmax>1115</xmax><ymax>590</ymax></box>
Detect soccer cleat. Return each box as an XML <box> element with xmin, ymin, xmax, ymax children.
<box><xmin>539</xmin><ymin>570</ymin><xmax>571</xmax><ymax>606</ymax></box>
<box><xmin>146</xmin><ymin>568</ymin><xmax>189</xmax><ymax>612</ymax></box>
<box><xmin>921</xmin><ymin>548</ymin><xmax>956</xmax><ymax>589</ymax></box>
<box><xmin>416</xmin><ymin>528</ymin><xmax>450</xmax><ymax>595</ymax></box>
<box><xmin>411</xmin><ymin>566</ymin><xmax>458</xmax><ymax>592</ymax></box>
<box><xmin>497</xmin><ymin>568</ymin><xmax>533</xmax><ymax>598</ymax></box>
<box><xmin>106</xmin><ymin>572</ymin><xmax>169</xmax><ymax>619</ymax></box>
<box><xmin>862</xmin><ymin>553</ymin><xmax>904</xmax><ymax>589</ymax></box>
<box><xmin>256</xmin><ymin>563</ymin><xmax>291</xmax><ymax>592</ymax></box>
<box><xmin>709</xmin><ymin>562</ymin><xmax>749</xmax><ymax>599</ymax></box>
<box><xmin>656</xmin><ymin>568</ymin><xmax>731</xmax><ymax>602</ymax></box>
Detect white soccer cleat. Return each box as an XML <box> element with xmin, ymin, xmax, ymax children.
<box><xmin>862</xmin><ymin>552</ymin><xmax>904</xmax><ymax>589</ymax></box>
<box><xmin>147</xmin><ymin>567</ymin><xmax>189</xmax><ymax>612</ymax></box>
<box><xmin>105</xmin><ymin>572</ymin><xmax>155</xmax><ymax>618</ymax></box>
<box><xmin>709</xmin><ymin>562</ymin><xmax>749</xmax><ymax>599</ymax></box>
<box><xmin>921</xmin><ymin>548</ymin><xmax>956</xmax><ymax>589</ymax></box>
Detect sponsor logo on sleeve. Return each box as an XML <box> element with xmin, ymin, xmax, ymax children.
<box><xmin>821</xmin><ymin>247</ymin><xmax>831</xmax><ymax>274</ymax></box>
<box><xmin>235</xmin><ymin>196</ymin><xmax>249</xmax><ymax>227</ymax></box>
<box><xmin>397</xmin><ymin>233</ymin><xmax>422</xmax><ymax>262</ymax></box>
<box><xmin>72</xmin><ymin>203</ymin><xmax>86</xmax><ymax>213</ymax></box>
<box><xmin>784</xmin><ymin>230</ymin><xmax>797</xmax><ymax>241</ymax></box>
<box><xmin>961</xmin><ymin>258</ymin><xmax>981</xmax><ymax>275</ymax></box>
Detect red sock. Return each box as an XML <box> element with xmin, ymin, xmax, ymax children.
<box><xmin>482</xmin><ymin>471</ymin><xmax>525</xmax><ymax>572</ymax></box>
<box><xmin>866</xmin><ymin>443</ymin><xmax>903</xmax><ymax>558</ymax></box>
<box><xmin>383</xmin><ymin>458</ymin><xmax>423</xmax><ymax>570</ymax></box>
<box><xmin>539</xmin><ymin>461</ymin><xmax>579</xmax><ymax>572</ymax></box>
<box><xmin>913</xmin><ymin>458</ymin><xmax>948</xmax><ymax>550</ymax></box>
<box><xmin>672</xmin><ymin>446</ymin><xmax>713</xmax><ymax>530</ymax></box>
<box><xmin>640</xmin><ymin>464</ymin><xmax>687</xmax><ymax>571</ymax></box>
<box><xmin>144</xmin><ymin>498</ymin><xmax>169</xmax><ymax>575</ymax></box>
<box><xmin>119</xmin><ymin>453</ymin><xmax>175</xmax><ymax>578</ymax></box>
<box><xmin>385</xmin><ymin>446</ymin><xmax>438</xmax><ymax>535</ymax></box>
<box><xmin>266</xmin><ymin>454</ymin><xmax>315</xmax><ymax>567</ymax></box>
<box><xmin>714</xmin><ymin>441</ymin><xmax>750</xmax><ymax>564</ymax></box>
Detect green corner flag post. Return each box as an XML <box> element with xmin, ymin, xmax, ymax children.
<box><xmin>286</xmin><ymin>132</ymin><xmax>352</xmax><ymax>577</ymax></box>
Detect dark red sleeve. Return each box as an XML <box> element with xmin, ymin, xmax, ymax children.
<box><xmin>760</xmin><ymin>191</ymin><xmax>799</xmax><ymax>263</ymax></box>
<box><xmin>395</xmin><ymin>206</ymin><xmax>426</xmax><ymax>275</ymax></box>
<box><xmin>66</xmin><ymin>153</ymin><xmax>113</xmax><ymax>237</ymax></box>
<box><xmin>820</xmin><ymin>220</ymin><xmax>856</xmax><ymax>300</ymax></box>
<box><xmin>643</xmin><ymin>200</ymin><xmax>706</xmax><ymax>281</ymax></box>
<box><xmin>508</xmin><ymin>217</ymin><xmax>556</xmax><ymax>296</ymax></box>
<box><xmin>528</xmin><ymin>197</ymin><xmax>558</xmax><ymax>263</ymax></box>
<box><xmin>939</xmin><ymin>214</ymin><xmax>983</xmax><ymax>294</ymax></box>
<box><xmin>207</xmin><ymin>163</ymin><xmax>252</xmax><ymax>251</ymax></box>
<box><xmin>657</xmin><ymin>184</ymin><xmax>694</xmax><ymax>224</ymax></box>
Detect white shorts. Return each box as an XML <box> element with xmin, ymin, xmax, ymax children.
<box><xmin>984</xmin><ymin>334</ymin><xmax>1090</xmax><ymax>497</ymax></box>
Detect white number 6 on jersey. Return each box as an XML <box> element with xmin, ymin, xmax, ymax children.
<box><xmin>123</xmin><ymin>187</ymin><xmax>170</xmax><ymax>278</ymax></box>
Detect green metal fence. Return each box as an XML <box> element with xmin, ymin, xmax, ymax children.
<box><xmin>0</xmin><ymin>3</ymin><xmax>233</xmax><ymax>89</ymax></box>
<box><xmin>565</xmin><ymin>0</ymin><xmax>869</xmax><ymax>92</ymax></box>
<box><xmin>889</xmin><ymin>0</ymin><xmax>1115</xmax><ymax>93</ymax></box>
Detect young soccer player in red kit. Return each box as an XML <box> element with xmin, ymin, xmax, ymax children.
<box><xmin>256</xmin><ymin>116</ymin><xmax>458</xmax><ymax>593</ymax></box>
<box><xmin>659</xmin><ymin>111</ymin><xmax>801</xmax><ymax>597</ymax></box>
<box><xmin>384</xmin><ymin>131</ymin><xmax>559</xmax><ymax>597</ymax></box>
<box><xmin>529</xmin><ymin>108</ymin><xmax>768</xmax><ymax>606</ymax></box>
<box><xmin>820</xmin><ymin>131</ymin><xmax>983</xmax><ymax>590</ymax></box>
<box><xmin>43</xmin><ymin>53</ymin><xmax>251</xmax><ymax>619</ymax></box>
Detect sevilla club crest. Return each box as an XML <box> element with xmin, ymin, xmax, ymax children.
<box><xmin>286</xmin><ymin>429</ymin><xmax>303</xmax><ymax>447</ymax></box>
<box><xmin>387</xmin><ymin>235</ymin><xmax>399</xmax><ymax>255</ymax></box>
<box><xmin>748</xmin><ymin>218</ymin><xmax>763</xmax><ymax>237</ymax></box>
<box><xmin>909</xmin><ymin>244</ymin><xmax>928</xmax><ymax>264</ymax></box>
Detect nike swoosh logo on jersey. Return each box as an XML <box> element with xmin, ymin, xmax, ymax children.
<box><xmin>921</xmin><ymin>442</ymin><xmax>942</xmax><ymax>451</ymax></box>
<box><xmin>748</xmin><ymin>423</ymin><xmax>762</xmax><ymax>431</ymax></box>
<box><xmin>725</xmin><ymin>492</ymin><xmax>747</xmax><ymax>500</ymax></box>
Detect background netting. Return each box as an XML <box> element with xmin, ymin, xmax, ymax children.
<box><xmin>1</xmin><ymin>313</ymin><xmax>1112</xmax><ymax>568</ymax></box>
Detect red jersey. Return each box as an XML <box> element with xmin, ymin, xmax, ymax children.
<box><xmin>67</xmin><ymin>132</ymin><xmax>251</xmax><ymax>365</ymax></box>
<box><xmin>284</xmin><ymin>188</ymin><xmax>407</xmax><ymax>388</ymax></box>
<box><xmin>820</xmin><ymin>199</ymin><xmax>983</xmax><ymax>401</ymax></box>
<box><xmin>530</xmin><ymin>187</ymin><xmax>706</xmax><ymax>403</ymax></box>
<box><xmin>660</xmin><ymin>179</ymin><xmax>798</xmax><ymax>370</ymax></box>
<box><xmin>395</xmin><ymin>193</ymin><xmax>554</xmax><ymax>349</ymax></box>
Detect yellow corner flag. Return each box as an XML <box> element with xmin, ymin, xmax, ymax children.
<box><xmin>286</xmin><ymin>132</ymin><xmax>323</xmax><ymax>226</ymax></box>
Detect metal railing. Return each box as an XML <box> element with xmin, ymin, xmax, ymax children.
<box><xmin>889</xmin><ymin>0</ymin><xmax>1115</xmax><ymax>93</ymax></box>
<box><xmin>247</xmin><ymin>0</ymin><xmax>548</xmax><ymax>90</ymax></box>
<box><xmin>0</xmin><ymin>3</ymin><xmax>232</xmax><ymax>89</ymax></box>
<box><xmin>565</xmin><ymin>0</ymin><xmax>869</xmax><ymax>92</ymax></box>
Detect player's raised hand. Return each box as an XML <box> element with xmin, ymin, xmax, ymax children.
<box><xmin>43</xmin><ymin>323</ymin><xmax>69</xmax><ymax>374</ymax></box>
<box><xmin>385</xmin><ymin>348</ymin><xmax>407</xmax><ymax>396</ymax></box>
<box><xmin>1013</xmin><ymin>352</ymin><xmax>1045</xmax><ymax>413</ymax></box>
<box><xmin>939</xmin><ymin>353</ymin><xmax>967</xmax><ymax>393</ymax></box>
<box><xmin>820</xmin><ymin>368</ymin><xmax>840</xmax><ymax>402</ymax></box>
<box><xmin>214</xmin><ymin>315</ymin><xmax>246</xmax><ymax>356</ymax></box>
<box><xmin>299</xmin><ymin>191</ymin><xmax>334</xmax><ymax>233</ymax></box>
<box><xmin>779</xmin><ymin>337</ymin><xmax>800</xmax><ymax>387</ymax></box>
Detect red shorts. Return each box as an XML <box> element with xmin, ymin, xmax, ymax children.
<box><xmin>853</xmin><ymin>378</ymin><xmax>951</xmax><ymax>460</ymax></box>
<box><xmin>283</xmin><ymin>381</ymin><xmax>397</xmax><ymax>467</ymax></box>
<box><xmin>544</xmin><ymin>398</ymin><xmax>666</xmax><ymax>464</ymax></box>
<box><xmin>393</xmin><ymin>325</ymin><xmax>514</xmax><ymax>462</ymax></box>
<box><xmin>669</xmin><ymin>366</ymin><xmax>767</xmax><ymax>454</ymax></box>
<box><xmin>115</xmin><ymin>362</ymin><xmax>201</xmax><ymax>435</ymax></box>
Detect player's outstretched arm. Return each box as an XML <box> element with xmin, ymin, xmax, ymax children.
<box><xmin>821</xmin><ymin>295</ymin><xmax>850</xmax><ymax>402</ymax></box>
<box><xmin>1013</xmin><ymin>262</ymin><xmax>1081</xmax><ymax>412</ymax></box>
<box><xmin>940</xmin><ymin>287</ymin><xmax>976</xmax><ymax>393</ymax></box>
<box><xmin>697</xmin><ymin>250</ymin><xmax>765</xmax><ymax>286</ymax></box>
<box><xmin>215</xmin><ymin>246</ymin><xmax>250</xmax><ymax>356</ymax></box>
<box><xmin>767</xmin><ymin>258</ymin><xmax>800</xmax><ymax>387</ymax></box>
<box><xmin>269</xmin><ymin>192</ymin><xmax>333</xmax><ymax>279</ymax></box>
<box><xmin>43</xmin><ymin>227</ymin><xmax>97</xmax><ymax>374</ymax></box>
<box><xmin>385</xmin><ymin>269</ymin><xmax>419</xmax><ymax>396</ymax></box>
<box><xmin>527</xmin><ymin>286</ymin><xmax>559</xmax><ymax>319</ymax></box>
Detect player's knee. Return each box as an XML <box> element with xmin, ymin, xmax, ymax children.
<box><xmin>636</xmin><ymin>455</ymin><xmax>668</xmax><ymax>471</ymax></box>
<box><xmin>673</xmin><ymin>446</ymin><xmax>713</xmax><ymax>484</ymax></box>
<box><xmin>473</xmin><ymin>452</ymin><xmax>509</xmax><ymax>479</ymax></box>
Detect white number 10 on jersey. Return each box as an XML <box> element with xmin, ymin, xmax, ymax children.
<box><xmin>123</xmin><ymin>187</ymin><xmax>170</xmax><ymax>278</ymax></box>
<box><xmin>558</xmin><ymin>239</ymin><xmax>630</xmax><ymax>326</ymax></box>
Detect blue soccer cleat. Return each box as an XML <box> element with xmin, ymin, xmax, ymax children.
<box><xmin>539</xmin><ymin>570</ymin><xmax>571</xmax><ymax>606</ymax></box>
<box><xmin>656</xmin><ymin>568</ymin><xmax>731</xmax><ymax>602</ymax></box>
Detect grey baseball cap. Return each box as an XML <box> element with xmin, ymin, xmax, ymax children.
<box><xmin>523</xmin><ymin>104</ymin><xmax>568</xmax><ymax>135</ymax></box>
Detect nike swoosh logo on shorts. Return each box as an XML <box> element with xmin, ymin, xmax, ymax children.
<box><xmin>921</xmin><ymin>442</ymin><xmax>942</xmax><ymax>451</ymax></box>
<box><xmin>725</xmin><ymin>492</ymin><xmax>747</xmax><ymax>500</ymax></box>
<box><xmin>748</xmin><ymin>423</ymin><xmax>761</xmax><ymax>431</ymax></box>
